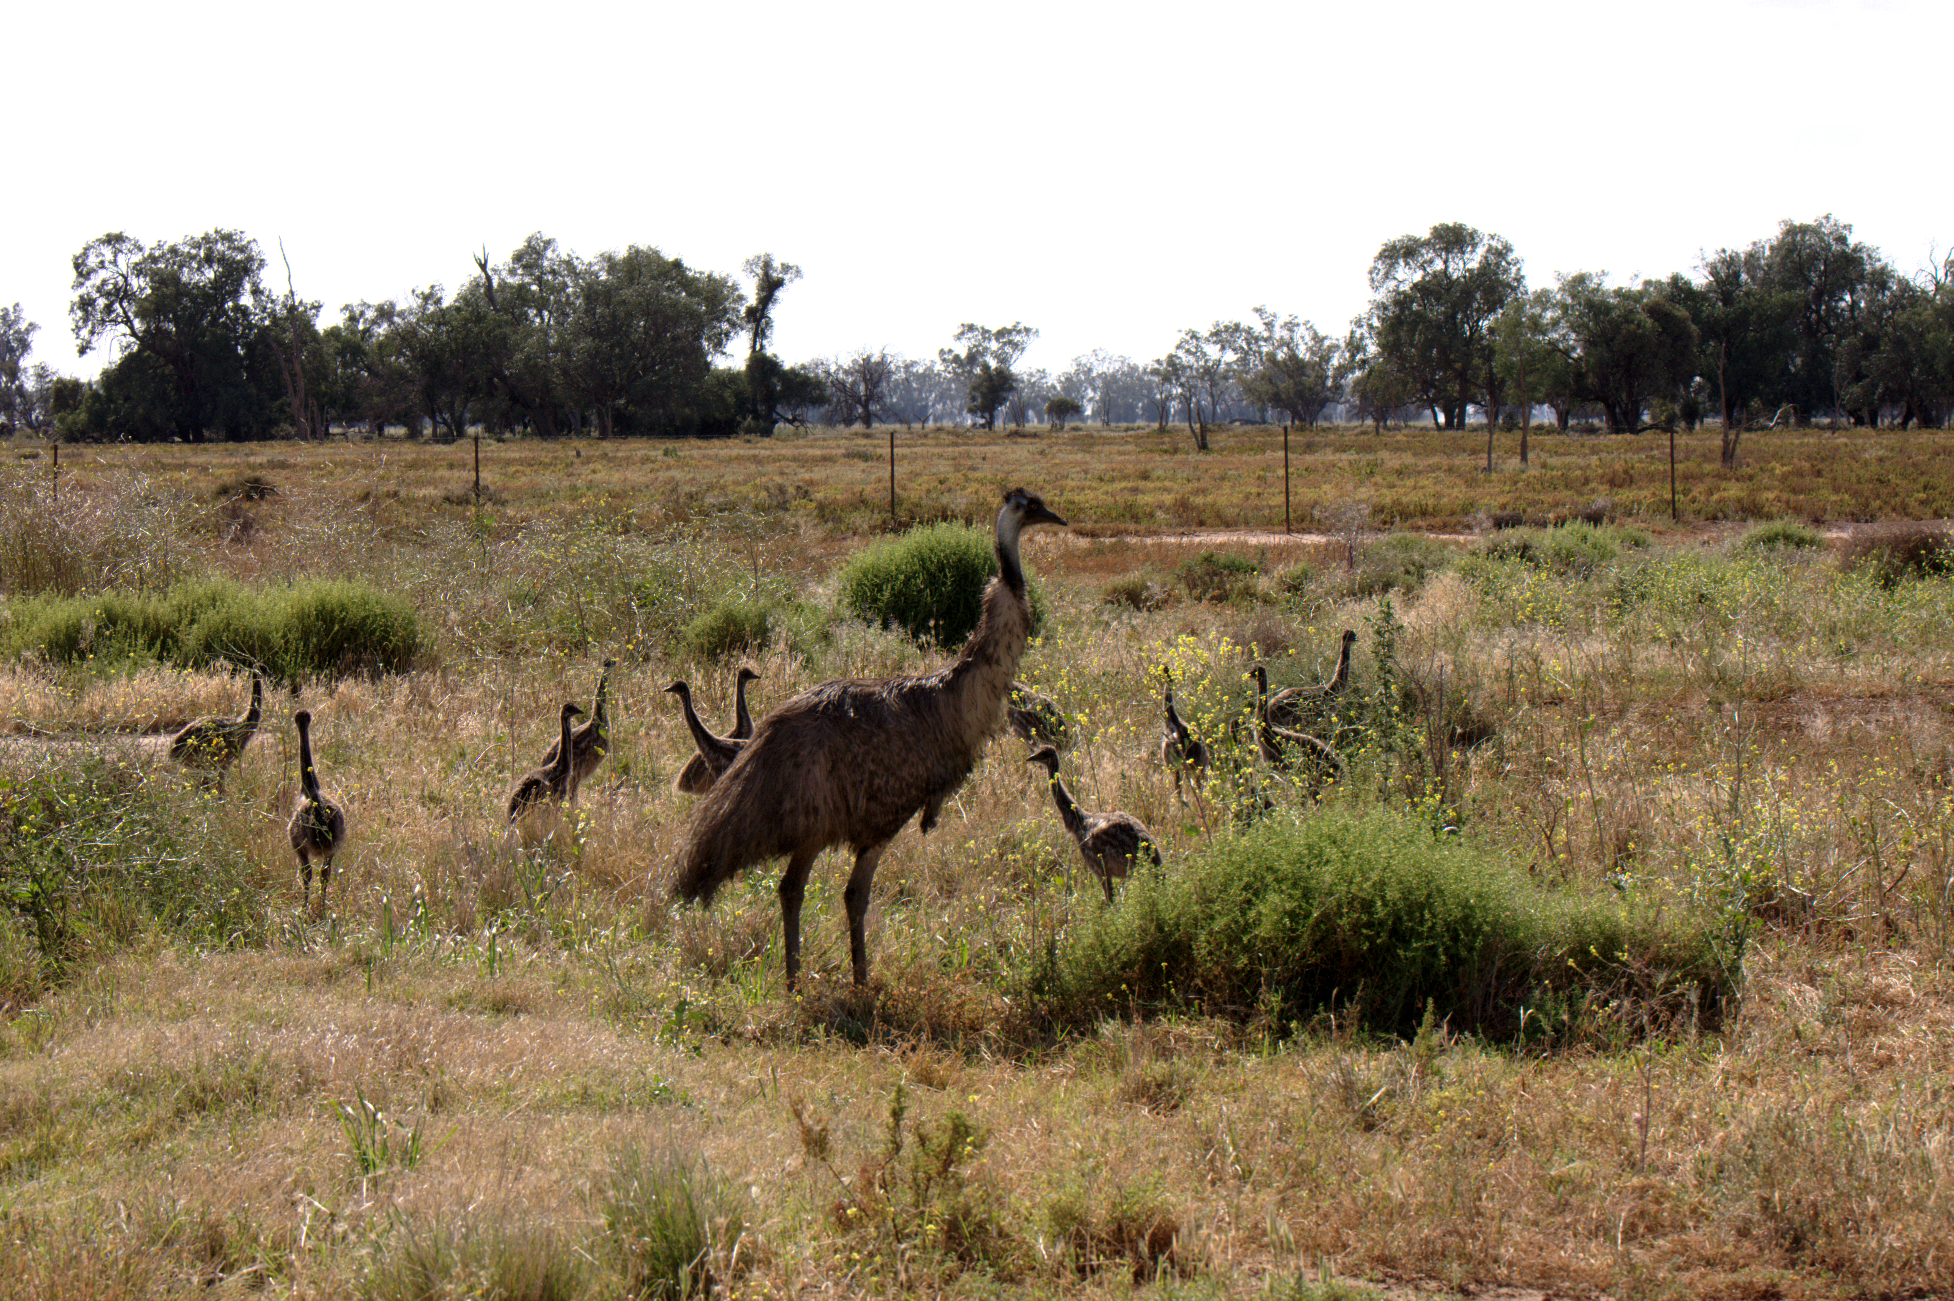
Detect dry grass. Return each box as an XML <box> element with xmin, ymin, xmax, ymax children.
<box><xmin>3</xmin><ymin>427</ymin><xmax>1954</xmax><ymax>1297</ymax></box>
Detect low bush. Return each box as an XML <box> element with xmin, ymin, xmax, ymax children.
<box><xmin>1101</xmin><ymin>573</ymin><xmax>1171</xmax><ymax>611</ymax></box>
<box><xmin>1840</xmin><ymin>525</ymin><xmax>1954</xmax><ymax>587</ymax></box>
<box><xmin>681</xmin><ymin>597</ymin><xmax>773</xmax><ymax>661</ymax></box>
<box><xmin>1028</xmin><ymin>805</ymin><xmax>1739</xmax><ymax>1043</ymax></box>
<box><xmin>1347</xmin><ymin>533</ymin><xmax>1455</xmax><ymax>598</ymax></box>
<box><xmin>837</xmin><ymin>522</ymin><xmax>1048</xmax><ymax>649</ymax></box>
<box><xmin>1473</xmin><ymin>521</ymin><xmax>1651</xmax><ymax>578</ymax></box>
<box><xmin>0</xmin><ymin>578</ymin><xmax>420</xmax><ymax>681</ymax></box>
<box><xmin>1740</xmin><ymin>520</ymin><xmax>1824</xmax><ymax>553</ymax></box>
<box><xmin>1176</xmin><ymin>551</ymin><xmax>1261</xmax><ymax>603</ymax></box>
<box><xmin>0</xmin><ymin>753</ymin><xmax>267</xmax><ymax>982</ymax></box>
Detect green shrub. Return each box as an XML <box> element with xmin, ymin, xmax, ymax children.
<box><xmin>1349</xmin><ymin>533</ymin><xmax>1455</xmax><ymax>598</ymax></box>
<box><xmin>1029</xmin><ymin>805</ymin><xmax>1738</xmax><ymax>1042</ymax></box>
<box><xmin>0</xmin><ymin>578</ymin><xmax>420</xmax><ymax>681</ymax></box>
<box><xmin>837</xmin><ymin>522</ymin><xmax>1048</xmax><ymax>649</ymax></box>
<box><xmin>0</xmin><ymin>753</ymin><xmax>267</xmax><ymax>980</ymax></box>
<box><xmin>1176</xmin><ymin>550</ymin><xmax>1261</xmax><ymax>603</ymax></box>
<box><xmin>280</xmin><ymin>581</ymin><xmax>421</xmax><ymax>677</ymax></box>
<box><xmin>680</xmin><ymin>597</ymin><xmax>775</xmax><ymax>661</ymax></box>
<box><xmin>1740</xmin><ymin>520</ymin><xmax>1824</xmax><ymax>552</ymax></box>
<box><xmin>1475</xmin><ymin>521</ymin><xmax>1651</xmax><ymax>578</ymax></box>
<box><xmin>1102</xmin><ymin>573</ymin><xmax>1170</xmax><ymax>611</ymax></box>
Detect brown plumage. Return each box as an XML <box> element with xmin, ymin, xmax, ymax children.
<box><xmin>673</xmin><ymin>665</ymin><xmax>759</xmax><ymax>794</ymax></box>
<box><xmin>539</xmin><ymin>657</ymin><xmax>617</xmax><ymax>802</ymax></box>
<box><xmin>671</xmin><ymin>487</ymin><xmax>1067</xmax><ymax>989</ymax></box>
<box><xmin>1265</xmin><ymin>630</ymin><xmax>1357</xmax><ymax>730</ymax></box>
<box><xmin>508</xmin><ymin>702</ymin><xmax>585</xmax><ymax>823</ymax></box>
<box><xmin>1006</xmin><ymin>681</ymin><xmax>1071</xmax><ymax>750</ymax></box>
<box><xmin>1251</xmin><ymin>664</ymin><xmax>1344</xmax><ymax>793</ymax></box>
<box><xmin>169</xmin><ymin>669</ymin><xmax>264</xmax><ymax>789</ymax></box>
<box><xmin>288</xmin><ymin>710</ymin><xmax>346</xmax><ymax>915</ymax></box>
<box><xmin>1026</xmin><ymin>744</ymin><xmax>1160</xmax><ymax>902</ymax></box>
<box><xmin>1158</xmin><ymin>671</ymin><xmax>1210</xmax><ymax>802</ymax></box>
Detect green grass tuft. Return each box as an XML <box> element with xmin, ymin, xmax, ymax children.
<box><xmin>1029</xmin><ymin>805</ymin><xmax>1740</xmax><ymax>1042</ymax></box>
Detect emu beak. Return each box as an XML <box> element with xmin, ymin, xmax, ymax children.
<box><xmin>1031</xmin><ymin>503</ymin><xmax>1068</xmax><ymax>527</ymax></box>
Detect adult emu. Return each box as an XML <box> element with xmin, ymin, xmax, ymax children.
<box><xmin>671</xmin><ymin>487</ymin><xmax>1066</xmax><ymax>989</ymax></box>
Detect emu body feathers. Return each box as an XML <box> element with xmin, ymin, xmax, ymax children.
<box><xmin>671</xmin><ymin>487</ymin><xmax>1065</xmax><ymax>988</ymax></box>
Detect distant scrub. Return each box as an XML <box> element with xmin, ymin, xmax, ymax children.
<box><xmin>1176</xmin><ymin>550</ymin><xmax>1261</xmax><ymax>603</ymax></box>
<box><xmin>0</xmin><ymin>577</ymin><xmax>420</xmax><ymax>680</ymax></box>
<box><xmin>1028</xmin><ymin>806</ymin><xmax>1739</xmax><ymax>1043</ymax></box>
<box><xmin>837</xmin><ymin>522</ymin><xmax>1048</xmax><ymax>649</ymax></box>
<box><xmin>1467</xmin><ymin>521</ymin><xmax>1652</xmax><ymax>579</ymax></box>
<box><xmin>1840</xmin><ymin>525</ymin><xmax>1954</xmax><ymax>587</ymax></box>
<box><xmin>1346</xmin><ymin>533</ymin><xmax>1455</xmax><ymax>598</ymax></box>
<box><xmin>1740</xmin><ymin>520</ymin><xmax>1825</xmax><ymax>552</ymax></box>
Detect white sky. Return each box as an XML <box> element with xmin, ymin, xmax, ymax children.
<box><xmin>8</xmin><ymin>0</ymin><xmax>1950</xmax><ymax>383</ymax></box>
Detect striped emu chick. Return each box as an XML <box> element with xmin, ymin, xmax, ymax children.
<box><xmin>508</xmin><ymin>702</ymin><xmax>584</xmax><ymax>823</ymax></box>
<box><xmin>1265</xmin><ymin>629</ymin><xmax>1357</xmax><ymax>730</ymax></box>
<box><xmin>1158</xmin><ymin>670</ymin><xmax>1210</xmax><ymax>802</ymax></box>
<box><xmin>1250</xmin><ymin>663</ymin><xmax>1344</xmax><ymax>795</ymax></box>
<box><xmin>288</xmin><ymin>710</ymin><xmax>346</xmax><ymax>916</ymax></box>
<box><xmin>673</xmin><ymin>665</ymin><xmax>759</xmax><ymax>795</ymax></box>
<box><xmin>1006</xmin><ymin>681</ymin><xmax>1071</xmax><ymax>750</ymax></box>
<box><xmin>1026</xmin><ymin>744</ymin><xmax>1160</xmax><ymax>902</ymax></box>
<box><xmin>170</xmin><ymin>669</ymin><xmax>264</xmax><ymax>790</ymax></box>
<box><xmin>672</xmin><ymin>487</ymin><xmax>1066</xmax><ymax>989</ymax></box>
<box><xmin>539</xmin><ymin>657</ymin><xmax>617</xmax><ymax>802</ymax></box>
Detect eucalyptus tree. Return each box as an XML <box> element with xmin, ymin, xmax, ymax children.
<box><xmin>939</xmin><ymin>321</ymin><xmax>1036</xmax><ymax>429</ymax></box>
<box><xmin>1559</xmin><ymin>273</ymin><xmax>1698</xmax><ymax>434</ymax></box>
<box><xmin>561</xmin><ymin>246</ymin><xmax>741</xmax><ymax>436</ymax></box>
<box><xmin>0</xmin><ymin>304</ymin><xmax>35</xmax><ymax>431</ymax></box>
<box><xmin>824</xmin><ymin>348</ymin><xmax>895</xmax><ymax>428</ymax></box>
<box><xmin>1241</xmin><ymin>307</ymin><xmax>1345</xmax><ymax>428</ymax></box>
<box><xmin>70</xmin><ymin>229</ymin><xmax>281</xmax><ymax>440</ymax></box>
<box><xmin>1366</xmin><ymin>222</ymin><xmax>1524</xmax><ymax>430</ymax></box>
<box><xmin>1492</xmin><ymin>288</ymin><xmax>1577</xmax><ymax>462</ymax></box>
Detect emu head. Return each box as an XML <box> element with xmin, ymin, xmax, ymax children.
<box><xmin>996</xmin><ymin>487</ymin><xmax>1066</xmax><ymax>547</ymax></box>
<box><xmin>736</xmin><ymin>665</ymin><xmax>760</xmax><ymax>685</ymax></box>
<box><xmin>1024</xmin><ymin>744</ymin><xmax>1061</xmax><ymax>773</ymax></box>
<box><xmin>561</xmin><ymin>702</ymin><xmax>586</xmax><ymax>722</ymax></box>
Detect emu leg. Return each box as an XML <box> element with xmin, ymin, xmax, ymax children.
<box><xmin>843</xmin><ymin>841</ymin><xmax>891</xmax><ymax>987</ymax></box>
<box><xmin>1100</xmin><ymin>869</ymin><xmax>1115</xmax><ymax>904</ymax></box>
<box><xmin>778</xmin><ymin>846</ymin><xmax>821</xmax><ymax>990</ymax></box>
<box><xmin>298</xmin><ymin>853</ymin><xmax>312</xmax><ymax>911</ymax></box>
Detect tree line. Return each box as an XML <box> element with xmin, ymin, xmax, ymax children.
<box><xmin>2</xmin><ymin>215</ymin><xmax>1950</xmax><ymax>464</ymax></box>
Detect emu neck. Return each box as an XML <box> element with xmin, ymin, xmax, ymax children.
<box><xmin>298</xmin><ymin>724</ymin><xmax>320</xmax><ymax>797</ymax></box>
<box><xmin>592</xmin><ymin>667</ymin><xmax>612</xmax><ymax>725</ymax></box>
<box><xmin>552</xmin><ymin>710</ymin><xmax>577</xmax><ymax>779</ymax></box>
<box><xmin>733</xmin><ymin>677</ymin><xmax>753</xmax><ymax>737</ymax></box>
<box><xmin>945</xmin><ymin>575</ymin><xmax>1033</xmax><ymax>741</ymax></box>
<box><xmin>244</xmin><ymin>676</ymin><xmax>262</xmax><ymax>727</ymax></box>
<box><xmin>1042</xmin><ymin>767</ymin><xmax>1089</xmax><ymax>841</ymax></box>
<box><xmin>674</xmin><ymin>689</ymin><xmax>723</xmax><ymax>754</ymax></box>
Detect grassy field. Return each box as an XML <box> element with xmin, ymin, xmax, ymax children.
<box><xmin>2</xmin><ymin>424</ymin><xmax>1953</xmax><ymax>1299</ymax></box>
